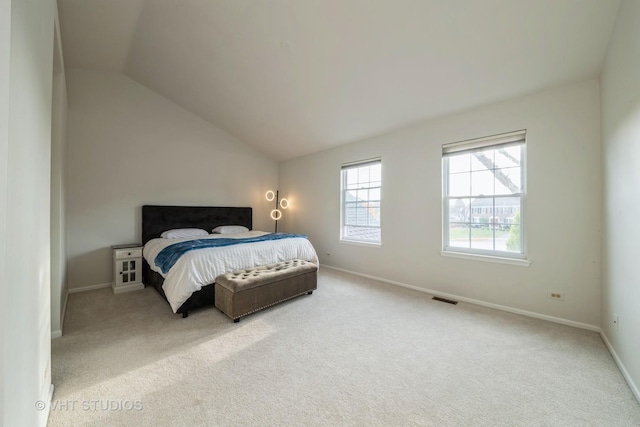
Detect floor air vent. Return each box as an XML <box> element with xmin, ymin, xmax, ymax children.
<box><xmin>432</xmin><ymin>296</ymin><xmax>458</xmax><ymax>305</ymax></box>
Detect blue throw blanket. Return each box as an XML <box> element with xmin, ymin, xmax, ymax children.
<box><xmin>155</xmin><ymin>233</ymin><xmax>307</xmax><ymax>274</ymax></box>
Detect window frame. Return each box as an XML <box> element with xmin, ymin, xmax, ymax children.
<box><xmin>442</xmin><ymin>131</ymin><xmax>527</xmax><ymax>261</ymax></box>
<box><xmin>340</xmin><ymin>158</ymin><xmax>382</xmax><ymax>246</ymax></box>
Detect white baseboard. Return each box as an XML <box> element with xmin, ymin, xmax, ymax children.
<box><xmin>51</xmin><ymin>291</ymin><xmax>69</xmax><ymax>340</ymax></box>
<box><xmin>43</xmin><ymin>384</ymin><xmax>54</xmax><ymax>425</ymax></box>
<box><xmin>600</xmin><ymin>330</ymin><xmax>640</xmax><ymax>404</ymax></box>
<box><xmin>68</xmin><ymin>282</ymin><xmax>112</xmax><ymax>294</ymax></box>
<box><xmin>321</xmin><ymin>265</ymin><xmax>600</xmax><ymax>332</ymax></box>
<box><xmin>60</xmin><ymin>290</ymin><xmax>69</xmax><ymax>331</ymax></box>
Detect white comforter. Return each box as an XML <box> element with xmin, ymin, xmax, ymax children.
<box><xmin>143</xmin><ymin>231</ymin><xmax>319</xmax><ymax>312</ymax></box>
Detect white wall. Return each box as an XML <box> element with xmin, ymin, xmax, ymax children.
<box><xmin>2</xmin><ymin>0</ymin><xmax>55</xmax><ymax>425</ymax></box>
<box><xmin>0</xmin><ymin>0</ymin><xmax>11</xmax><ymax>422</ymax></box>
<box><xmin>66</xmin><ymin>69</ymin><xmax>279</xmax><ymax>289</ymax></box>
<box><xmin>601</xmin><ymin>0</ymin><xmax>640</xmax><ymax>401</ymax></box>
<box><xmin>51</xmin><ymin>6</ymin><xmax>68</xmax><ymax>338</ymax></box>
<box><xmin>280</xmin><ymin>79</ymin><xmax>602</xmax><ymax>327</ymax></box>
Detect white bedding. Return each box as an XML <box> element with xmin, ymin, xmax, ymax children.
<box><xmin>143</xmin><ymin>231</ymin><xmax>319</xmax><ymax>312</ymax></box>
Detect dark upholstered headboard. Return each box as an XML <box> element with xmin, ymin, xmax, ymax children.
<box><xmin>142</xmin><ymin>205</ymin><xmax>253</xmax><ymax>244</ymax></box>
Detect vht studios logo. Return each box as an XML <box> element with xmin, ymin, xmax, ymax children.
<box><xmin>36</xmin><ymin>399</ymin><xmax>143</xmax><ymax>412</ymax></box>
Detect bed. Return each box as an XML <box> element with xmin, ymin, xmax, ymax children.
<box><xmin>141</xmin><ymin>205</ymin><xmax>319</xmax><ymax>317</ymax></box>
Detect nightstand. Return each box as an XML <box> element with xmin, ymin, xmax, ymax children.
<box><xmin>112</xmin><ymin>244</ymin><xmax>144</xmax><ymax>294</ymax></box>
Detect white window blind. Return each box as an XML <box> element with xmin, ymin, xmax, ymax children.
<box><xmin>442</xmin><ymin>130</ymin><xmax>526</xmax><ymax>156</ymax></box>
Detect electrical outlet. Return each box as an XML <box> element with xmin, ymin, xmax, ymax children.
<box><xmin>548</xmin><ymin>292</ymin><xmax>564</xmax><ymax>300</ymax></box>
<box><xmin>613</xmin><ymin>314</ymin><xmax>619</xmax><ymax>331</ymax></box>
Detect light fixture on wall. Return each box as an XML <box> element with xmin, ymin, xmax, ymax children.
<box><xmin>266</xmin><ymin>190</ymin><xmax>288</xmax><ymax>233</ymax></box>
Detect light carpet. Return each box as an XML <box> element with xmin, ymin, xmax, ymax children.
<box><xmin>50</xmin><ymin>268</ymin><xmax>640</xmax><ymax>426</ymax></box>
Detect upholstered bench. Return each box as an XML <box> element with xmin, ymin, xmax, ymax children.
<box><xmin>215</xmin><ymin>259</ymin><xmax>318</xmax><ymax>322</ymax></box>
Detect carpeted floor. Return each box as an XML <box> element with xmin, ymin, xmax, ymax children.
<box><xmin>50</xmin><ymin>268</ymin><xmax>640</xmax><ymax>426</ymax></box>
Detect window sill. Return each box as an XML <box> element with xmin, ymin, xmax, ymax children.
<box><xmin>441</xmin><ymin>250</ymin><xmax>531</xmax><ymax>267</ymax></box>
<box><xmin>340</xmin><ymin>239</ymin><xmax>381</xmax><ymax>248</ymax></box>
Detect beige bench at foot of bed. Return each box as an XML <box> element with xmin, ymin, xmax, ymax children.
<box><xmin>214</xmin><ymin>259</ymin><xmax>318</xmax><ymax>322</ymax></box>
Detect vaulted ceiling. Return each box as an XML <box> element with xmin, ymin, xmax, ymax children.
<box><xmin>58</xmin><ymin>0</ymin><xmax>621</xmax><ymax>161</ymax></box>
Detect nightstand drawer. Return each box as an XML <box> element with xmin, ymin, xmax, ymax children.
<box><xmin>115</xmin><ymin>248</ymin><xmax>142</xmax><ymax>259</ymax></box>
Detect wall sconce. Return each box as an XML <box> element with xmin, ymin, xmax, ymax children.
<box><xmin>266</xmin><ymin>190</ymin><xmax>288</xmax><ymax>233</ymax></box>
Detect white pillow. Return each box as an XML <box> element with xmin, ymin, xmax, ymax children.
<box><xmin>160</xmin><ymin>228</ymin><xmax>209</xmax><ymax>239</ymax></box>
<box><xmin>212</xmin><ymin>225</ymin><xmax>249</xmax><ymax>234</ymax></box>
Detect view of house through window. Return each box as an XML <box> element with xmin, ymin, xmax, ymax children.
<box><xmin>341</xmin><ymin>159</ymin><xmax>381</xmax><ymax>244</ymax></box>
<box><xmin>443</xmin><ymin>131</ymin><xmax>526</xmax><ymax>258</ymax></box>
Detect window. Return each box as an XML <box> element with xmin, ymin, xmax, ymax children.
<box><xmin>341</xmin><ymin>158</ymin><xmax>381</xmax><ymax>244</ymax></box>
<box><xmin>442</xmin><ymin>130</ymin><xmax>526</xmax><ymax>259</ymax></box>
